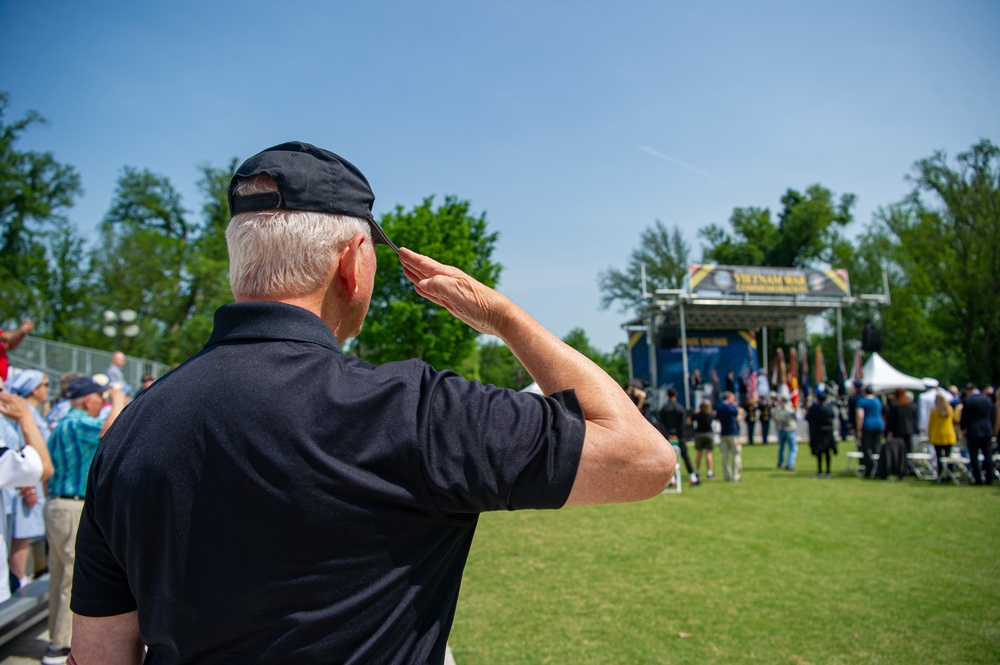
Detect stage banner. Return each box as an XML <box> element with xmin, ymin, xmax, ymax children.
<box><xmin>687</xmin><ymin>264</ymin><xmax>850</xmax><ymax>298</ymax></box>
<box><xmin>629</xmin><ymin>329</ymin><xmax>758</xmax><ymax>407</ymax></box>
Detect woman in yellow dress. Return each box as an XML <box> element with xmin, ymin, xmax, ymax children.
<box><xmin>927</xmin><ymin>392</ymin><xmax>956</xmax><ymax>482</ymax></box>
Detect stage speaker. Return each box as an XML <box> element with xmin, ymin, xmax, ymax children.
<box><xmin>861</xmin><ymin>320</ymin><xmax>883</xmax><ymax>353</ymax></box>
<box><xmin>657</xmin><ymin>317</ymin><xmax>680</xmax><ymax>349</ymax></box>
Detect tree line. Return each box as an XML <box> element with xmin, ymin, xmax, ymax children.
<box><xmin>6</xmin><ymin>90</ymin><xmax>994</xmax><ymax>389</ymax></box>
<box><xmin>598</xmin><ymin>139</ymin><xmax>1000</xmax><ymax>387</ymax></box>
<box><xmin>0</xmin><ymin>93</ymin><xmax>626</xmax><ymax>388</ymax></box>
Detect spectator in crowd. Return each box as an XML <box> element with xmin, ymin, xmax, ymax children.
<box><xmin>717</xmin><ymin>391</ymin><xmax>743</xmax><ymax>482</ymax></box>
<box><xmin>658</xmin><ymin>387</ymin><xmax>699</xmax><ymax>487</ymax></box>
<box><xmin>959</xmin><ymin>383</ymin><xmax>994</xmax><ymax>486</ymax></box>
<box><xmin>725</xmin><ymin>370</ymin><xmax>737</xmax><ymax>396</ymax></box>
<box><xmin>106</xmin><ymin>351</ymin><xmax>132</xmax><ymax>396</ymax></box>
<box><xmin>952</xmin><ymin>396</ymin><xmax>965</xmax><ymax>445</ymax></box>
<box><xmin>806</xmin><ymin>392</ymin><xmax>836</xmax><ymax>478</ymax></box>
<box><xmin>0</xmin><ymin>320</ymin><xmax>33</xmax><ymax>382</ymax></box>
<box><xmin>132</xmin><ymin>374</ymin><xmax>157</xmax><ymax>401</ymax></box>
<box><xmin>624</xmin><ymin>379</ymin><xmax>649</xmax><ymax>417</ymax></box>
<box><xmin>917</xmin><ymin>377</ymin><xmax>948</xmax><ymax>437</ymax></box>
<box><xmin>927</xmin><ymin>392</ymin><xmax>956</xmax><ymax>482</ymax></box>
<box><xmin>5</xmin><ymin>370</ymin><xmax>50</xmax><ymax>588</ymax></box>
<box><xmin>704</xmin><ymin>369</ymin><xmax>720</xmax><ymax>406</ymax></box>
<box><xmin>855</xmin><ymin>385</ymin><xmax>884</xmax><ymax>478</ymax></box>
<box><xmin>68</xmin><ymin>142</ymin><xmax>675</xmax><ymax>664</ymax></box>
<box><xmin>758</xmin><ymin>397</ymin><xmax>771</xmax><ymax>446</ymax></box>
<box><xmin>743</xmin><ymin>396</ymin><xmax>758</xmax><ymax>445</ymax></box>
<box><xmin>885</xmin><ymin>387</ymin><xmax>917</xmax><ymax>455</ymax></box>
<box><xmin>773</xmin><ymin>396</ymin><xmax>798</xmax><ymax>471</ymax></box>
<box><xmin>846</xmin><ymin>379</ymin><xmax>864</xmax><ymax>440</ymax></box>
<box><xmin>46</xmin><ymin>373</ymin><xmax>83</xmax><ymax>431</ymax></box>
<box><xmin>0</xmin><ymin>390</ymin><xmax>54</xmax><ymax>604</ymax></box>
<box><xmin>947</xmin><ymin>384</ymin><xmax>961</xmax><ymax>408</ymax></box>
<box><xmin>43</xmin><ymin>377</ymin><xmax>126</xmax><ymax>664</ymax></box>
<box><xmin>690</xmin><ymin>368</ymin><xmax>703</xmax><ymax>407</ymax></box>
<box><xmin>692</xmin><ymin>399</ymin><xmax>716</xmax><ymax>480</ymax></box>
<box><xmin>994</xmin><ymin>390</ymin><xmax>1000</xmax><ymax>441</ymax></box>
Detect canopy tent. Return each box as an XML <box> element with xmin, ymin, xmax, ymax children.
<box><xmin>857</xmin><ymin>352</ymin><xmax>925</xmax><ymax>393</ymax></box>
<box><xmin>519</xmin><ymin>382</ymin><xmax>544</xmax><ymax>395</ymax></box>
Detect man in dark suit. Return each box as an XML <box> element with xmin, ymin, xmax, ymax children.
<box><xmin>960</xmin><ymin>384</ymin><xmax>995</xmax><ymax>485</ymax></box>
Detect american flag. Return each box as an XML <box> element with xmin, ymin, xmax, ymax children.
<box><xmin>849</xmin><ymin>346</ymin><xmax>864</xmax><ymax>385</ymax></box>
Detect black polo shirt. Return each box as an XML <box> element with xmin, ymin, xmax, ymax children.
<box><xmin>72</xmin><ymin>302</ymin><xmax>585</xmax><ymax>665</ymax></box>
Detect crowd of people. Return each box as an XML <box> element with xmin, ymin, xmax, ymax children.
<box><xmin>846</xmin><ymin>378</ymin><xmax>999</xmax><ymax>485</ymax></box>
<box><xmin>628</xmin><ymin>370</ymin><xmax>1000</xmax><ymax>487</ymax></box>
<box><xmin>0</xmin><ymin>336</ymin><xmax>150</xmax><ymax>664</ymax></box>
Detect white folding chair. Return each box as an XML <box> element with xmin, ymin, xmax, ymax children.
<box><xmin>661</xmin><ymin>444</ymin><xmax>682</xmax><ymax>494</ymax></box>
<box><xmin>847</xmin><ymin>451</ymin><xmax>865</xmax><ymax>477</ymax></box>
<box><xmin>939</xmin><ymin>448</ymin><xmax>975</xmax><ymax>485</ymax></box>
<box><xmin>906</xmin><ymin>442</ymin><xmax>938</xmax><ymax>480</ymax></box>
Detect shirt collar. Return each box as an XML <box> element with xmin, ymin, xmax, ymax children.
<box><xmin>205</xmin><ymin>302</ymin><xmax>342</xmax><ymax>352</ymax></box>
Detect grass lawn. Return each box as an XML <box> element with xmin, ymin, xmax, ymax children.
<box><xmin>451</xmin><ymin>442</ymin><xmax>1000</xmax><ymax>664</ymax></box>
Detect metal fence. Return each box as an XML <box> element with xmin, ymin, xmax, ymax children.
<box><xmin>7</xmin><ymin>337</ymin><xmax>171</xmax><ymax>395</ymax></box>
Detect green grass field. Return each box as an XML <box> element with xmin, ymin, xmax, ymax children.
<box><xmin>451</xmin><ymin>443</ymin><xmax>1000</xmax><ymax>664</ymax></box>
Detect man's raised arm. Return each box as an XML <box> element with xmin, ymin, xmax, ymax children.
<box><xmin>398</xmin><ymin>248</ymin><xmax>675</xmax><ymax>506</ymax></box>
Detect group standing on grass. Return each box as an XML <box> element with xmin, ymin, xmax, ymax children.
<box><xmin>639</xmin><ymin>388</ymin><xmax>749</xmax><ymax>486</ymax></box>
<box><xmin>633</xmin><ymin>371</ymin><xmax>999</xmax><ymax>488</ymax></box>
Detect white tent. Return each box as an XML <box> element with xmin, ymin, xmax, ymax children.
<box><xmin>519</xmin><ymin>382</ymin><xmax>544</xmax><ymax>395</ymax></box>
<box><xmin>860</xmin><ymin>352</ymin><xmax>925</xmax><ymax>393</ymax></box>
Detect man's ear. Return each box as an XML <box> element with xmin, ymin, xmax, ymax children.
<box><xmin>337</xmin><ymin>232</ymin><xmax>368</xmax><ymax>295</ymax></box>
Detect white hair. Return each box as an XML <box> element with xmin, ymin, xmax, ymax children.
<box><xmin>226</xmin><ymin>175</ymin><xmax>372</xmax><ymax>299</ymax></box>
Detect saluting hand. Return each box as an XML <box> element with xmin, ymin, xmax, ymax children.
<box><xmin>398</xmin><ymin>247</ymin><xmax>510</xmax><ymax>337</ymax></box>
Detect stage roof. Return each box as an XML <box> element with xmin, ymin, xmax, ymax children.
<box><xmin>627</xmin><ymin>293</ymin><xmax>852</xmax><ymax>331</ymax></box>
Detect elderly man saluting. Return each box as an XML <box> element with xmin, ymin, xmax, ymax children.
<box><xmin>69</xmin><ymin>142</ymin><xmax>676</xmax><ymax>665</ymax></box>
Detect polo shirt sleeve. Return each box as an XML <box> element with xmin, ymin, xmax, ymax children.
<box><xmin>71</xmin><ymin>468</ymin><xmax>136</xmax><ymax>617</ymax></box>
<box><xmin>415</xmin><ymin>369</ymin><xmax>586</xmax><ymax>515</ymax></box>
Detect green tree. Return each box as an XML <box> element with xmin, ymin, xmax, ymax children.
<box><xmin>562</xmin><ymin>328</ymin><xmax>628</xmax><ymax>385</ymax></box>
<box><xmin>819</xmin><ymin>222</ymin><xmax>957</xmax><ymax>386</ymax></box>
<box><xmin>700</xmin><ymin>185</ymin><xmax>855</xmax><ymax>268</ymax></box>
<box><xmin>44</xmin><ymin>220</ymin><xmax>97</xmax><ymax>341</ymax></box>
<box><xmin>881</xmin><ymin>140</ymin><xmax>1000</xmax><ymax>384</ymax></box>
<box><xmin>598</xmin><ymin>220</ymin><xmax>690</xmax><ymax>314</ymax></box>
<box><xmin>0</xmin><ymin>92</ymin><xmax>84</xmax><ymax>326</ymax></box>
<box><xmin>476</xmin><ymin>339</ymin><xmax>530</xmax><ymax>389</ymax></box>
<box><xmin>90</xmin><ymin>162</ymin><xmax>235</xmax><ymax>363</ymax></box>
<box><xmin>357</xmin><ymin>196</ymin><xmax>501</xmax><ymax>371</ymax></box>
<box><xmin>698</xmin><ymin>207</ymin><xmax>775</xmax><ymax>266</ymax></box>
<box><xmin>176</xmin><ymin>161</ymin><xmax>238</xmax><ymax>354</ymax></box>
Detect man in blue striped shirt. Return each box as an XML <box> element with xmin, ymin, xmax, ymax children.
<box><xmin>42</xmin><ymin>376</ymin><xmax>125</xmax><ymax>665</ymax></box>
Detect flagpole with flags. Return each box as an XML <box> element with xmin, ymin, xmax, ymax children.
<box><xmin>788</xmin><ymin>346</ymin><xmax>799</xmax><ymax>409</ymax></box>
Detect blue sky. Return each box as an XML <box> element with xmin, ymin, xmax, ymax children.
<box><xmin>3</xmin><ymin>1</ymin><xmax>998</xmax><ymax>352</ymax></box>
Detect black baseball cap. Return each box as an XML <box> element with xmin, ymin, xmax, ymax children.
<box><xmin>65</xmin><ymin>376</ymin><xmax>105</xmax><ymax>399</ymax></box>
<box><xmin>228</xmin><ymin>141</ymin><xmax>398</xmax><ymax>252</ymax></box>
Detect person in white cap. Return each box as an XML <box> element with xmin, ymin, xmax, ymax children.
<box><xmin>918</xmin><ymin>377</ymin><xmax>948</xmax><ymax>437</ymax></box>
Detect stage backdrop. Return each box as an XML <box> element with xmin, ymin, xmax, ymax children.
<box><xmin>630</xmin><ymin>329</ymin><xmax>757</xmax><ymax>404</ymax></box>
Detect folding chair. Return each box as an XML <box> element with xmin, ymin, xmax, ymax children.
<box><xmin>868</xmin><ymin>452</ymin><xmax>882</xmax><ymax>479</ymax></box>
<box><xmin>661</xmin><ymin>444</ymin><xmax>683</xmax><ymax>494</ymax></box>
<box><xmin>939</xmin><ymin>449</ymin><xmax>975</xmax><ymax>485</ymax></box>
<box><xmin>847</xmin><ymin>451</ymin><xmax>865</xmax><ymax>477</ymax></box>
<box><xmin>906</xmin><ymin>442</ymin><xmax>938</xmax><ymax>480</ymax></box>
